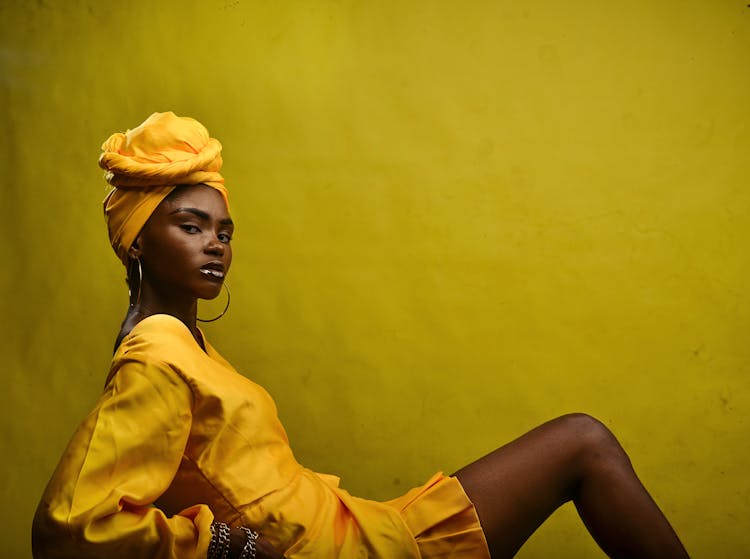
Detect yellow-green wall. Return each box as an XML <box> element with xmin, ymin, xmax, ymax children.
<box><xmin>2</xmin><ymin>2</ymin><xmax>748</xmax><ymax>557</ymax></box>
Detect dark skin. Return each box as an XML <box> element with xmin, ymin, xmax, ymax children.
<box><xmin>118</xmin><ymin>185</ymin><xmax>235</xmax><ymax>350</ymax></box>
<box><xmin>123</xmin><ymin>185</ymin><xmax>689</xmax><ymax>559</ymax></box>
<box><xmin>119</xmin><ymin>184</ymin><xmax>285</xmax><ymax>559</ymax></box>
<box><xmin>454</xmin><ymin>414</ymin><xmax>690</xmax><ymax>558</ymax></box>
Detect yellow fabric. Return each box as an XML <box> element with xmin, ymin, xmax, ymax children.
<box><xmin>33</xmin><ymin>314</ymin><xmax>490</xmax><ymax>558</ymax></box>
<box><xmin>99</xmin><ymin>112</ymin><xmax>228</xmax><ymax>265</ymax></box>
<box><xmin>388</xmin><ymin>475</ymin><xmax>490</xmax><ymax>558</ymax></box>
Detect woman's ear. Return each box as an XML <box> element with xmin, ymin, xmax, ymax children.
<box><xmin>128</xmin><ymin>238</ymin><xmax>142</xmax><ymax>261</ymax></box>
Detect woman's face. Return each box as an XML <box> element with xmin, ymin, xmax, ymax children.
<box><xmin>135</xmin><ymin>184</ymin><xmax>233</xmax><ymax>302</ymax></box>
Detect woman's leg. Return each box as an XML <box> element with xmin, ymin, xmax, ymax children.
<box><xmin>453</xmin><ymin>413</ymin><xmax>689</xmax><ymax>559</ymax></box>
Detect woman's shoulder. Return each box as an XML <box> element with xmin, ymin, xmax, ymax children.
<box><xmin>107</xmin><ymin>314</ymin><xmax>209</xmax><ymax>388</ymax></box>
<box><xmin>116</xmin><ymin>314</ymin><xmax>201</xmax><ymax>360</ymax></box>
<box><xmin>131</xmin><ymin>313</ymin><xmax>192</xmax><ymax>334</ymax></box>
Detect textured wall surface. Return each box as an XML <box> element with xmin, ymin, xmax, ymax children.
<box><xmin>1</xmin><ymin>1</ymin><xmax>748</xmax><ymax>557</ymax></box>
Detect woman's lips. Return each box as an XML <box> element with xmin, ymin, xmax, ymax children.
<box><xmin>200</xmin><ymin>268</ymin><xmax>225</xmax><ymax>279</ymax></box>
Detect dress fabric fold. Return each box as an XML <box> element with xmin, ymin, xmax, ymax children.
<box><xmin>33</xmin><ymin>314</ymin><xmax>490</xmax><ymax>559</ymax></box>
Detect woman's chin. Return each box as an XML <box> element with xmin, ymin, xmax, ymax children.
<box><xmin>198</xmin><ymin>284</ymin><xmax>224</xmax><ymax>301</ymax></box>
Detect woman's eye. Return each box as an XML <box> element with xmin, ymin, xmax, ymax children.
<box><xmin>181</xmin><ymin>224</ymin><xmax>200</xmax><ymax>234</ymax></box>
<box><xmin>218</xmin><ymin>233</ymin><xmax>232</xmax><ymax>243</ymax></box>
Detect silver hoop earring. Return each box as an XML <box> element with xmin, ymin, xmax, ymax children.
<box><xmin>129</xmin><ymin>258</ymin><xmax>142</xmax><ymax>308</ymax></box>
<box><xmin>197</xmin><ymin>282</ymin><xmax>231</xmax><ymax>323</ymax></box>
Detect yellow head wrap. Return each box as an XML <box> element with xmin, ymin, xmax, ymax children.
<box><xmin>100</xmin><ymin>111</ymin><xmax>228</xmax><ymax>265</ymax></box>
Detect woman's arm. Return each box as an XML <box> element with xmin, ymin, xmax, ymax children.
<box><xmin>33</xmin><ymin>359</ymin><xmax>211</xmax><ymax>558</ymax></box>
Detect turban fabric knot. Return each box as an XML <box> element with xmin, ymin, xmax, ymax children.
<box><xmin>100</xmin><ymin>111</ymin><xmax>229</xmax><ymax>265</ymax></box>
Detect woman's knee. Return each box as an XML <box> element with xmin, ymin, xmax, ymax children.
<box><xmin>554</xmin><ymin>412</ymin><xmax>614</xmax><ymax>437</ymax></box>
<box><xmin>552</xmin><ymin>413</ymin><xmax>629</xmax><ymax>468</ymax></box>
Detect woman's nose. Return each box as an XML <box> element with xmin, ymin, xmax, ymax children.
<box><xmin>205</xmin><ymin>235</ymin><xmax>224</xmax><ymax>255</ymax></box>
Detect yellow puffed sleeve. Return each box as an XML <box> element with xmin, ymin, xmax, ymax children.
<box><xmin>32</xmin><ymin>358</ymin><xmax>213</xmax><ymax>559</ymax></box>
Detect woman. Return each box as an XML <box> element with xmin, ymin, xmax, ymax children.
<box><xmin>32</xmin><ymin>112</ymin><xmax>690</xmax><ymax>559</ymax></box>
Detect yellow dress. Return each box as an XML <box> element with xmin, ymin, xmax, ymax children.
<box><xmin>33</xmin><ymin>314</ymin><xmax>489</xmax><ymax>558</ymax></box>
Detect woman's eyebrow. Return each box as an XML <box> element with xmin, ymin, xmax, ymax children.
<box><xmin>170</xmin><ymin>207</ymin><xmax>233</xmax><ymax>226</ymax></box>
<box><xmin>171</xmin><ymin>207</ymin><xmax>209</xmax><ymax>220</ymax></box>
